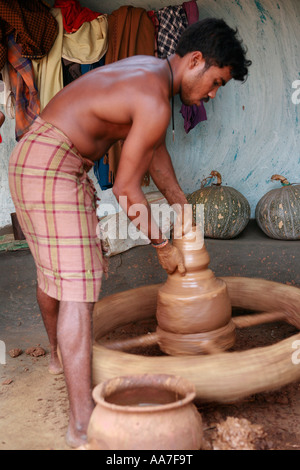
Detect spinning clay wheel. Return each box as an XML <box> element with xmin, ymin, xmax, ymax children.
<box><xmin>92</xmin><ymin>227</ymin><xmax>300</xmax><ymax>403</ymax></box>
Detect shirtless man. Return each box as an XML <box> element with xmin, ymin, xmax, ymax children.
<box><xmin>8</xmin><ymin>18</ymin><xmax>251</xmax><ymax>447</ymax></box>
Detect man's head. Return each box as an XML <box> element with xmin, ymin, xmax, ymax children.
<box><xmin>176</xmin><ymin>18</ymin><xmax>251</xmax><ymax>82</ymax></box>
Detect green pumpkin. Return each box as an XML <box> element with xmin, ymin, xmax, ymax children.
<box><xmin>187</xmin><ymin>171</ymin><xmax>250</xmax><ymax>239</ymax></box>
<box><xmin>255</xmin><ymin>174</ymin><xmax>300</xmax><ymax>240</ymax></box>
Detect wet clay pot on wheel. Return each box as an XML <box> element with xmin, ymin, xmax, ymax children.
<box><xmin>156</xmin><ymin>226</ymin><xmax>236</xmax><ymax>355</ymax></box>
<box><xmin>87</xmin><ymin>374</ymin><xmax>203</xmax><ymax>450</ymax></box>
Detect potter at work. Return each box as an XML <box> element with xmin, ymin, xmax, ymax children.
<box><xmin>8</xmin><ymin>18</ymin><xmax>251</xmax><ymax>447</ymax></box>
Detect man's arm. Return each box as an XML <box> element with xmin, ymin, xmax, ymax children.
<box><xmin>112</xmin><ymin>104</ymin><xmax>170</xmax><ymax>244</ymax></box>
<box><xmin>149</xmin><ymin>142</ymin><xmax>193</xmax><ymax>236</ymax></box>
<box><xmin>112</xmin><ymin>105</ymin><xmax>186</xmax><ymax>275</ymax></box>
<box><xmin>148</xmin><ymin>141</ymin><xmax>188</xmax><ymax>208</ymax></box>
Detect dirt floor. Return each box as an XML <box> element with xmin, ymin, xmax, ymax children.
<box><xmin>1</xmin><ymin>224</ymin><xmax>300</xmax><ymax>451</ymax></box>
<box><xmin>1</xmin><ymin>316</ymin><xmax>300</xmax><ymax>450</ymax></box>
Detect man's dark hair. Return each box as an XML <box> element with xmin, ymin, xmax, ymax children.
<box><xmin>176</xmin><ymin>18</ymin><xmax>252</xmax><ymax>82</ymax></box>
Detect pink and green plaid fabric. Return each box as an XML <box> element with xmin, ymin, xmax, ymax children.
<box><xmin>9</xmin><ymin>117</ymin><xmax>104</xmax><ymax>302</ymax></box>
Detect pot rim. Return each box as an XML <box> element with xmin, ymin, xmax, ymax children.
<box><xmin>92</xmin><ymin>373</ymin><xmax>196</xmax><ymax>413</ymax></box>
<box><xmin>173</xmin><ymin>225</ymin><xmax>205</xmax><ymax>252</ymax></box>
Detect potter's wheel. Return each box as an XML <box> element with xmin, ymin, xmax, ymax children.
<box><xmin>92</xmin><ymin>277</ymin><xmax>300</xmax><ymax>403</ymax></box>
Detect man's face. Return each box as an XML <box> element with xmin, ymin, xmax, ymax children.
<box><xmin>180</xmin><ymin>59</ymin><xmax>232</xmax><ymax>107</ymax></box>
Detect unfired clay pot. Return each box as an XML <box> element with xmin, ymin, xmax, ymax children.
<box><xmin>156</xmin><ymin>226</ymin><xmax>236</xmax><ymax>355</ymax></box>
<box><xmin>87</xmin><ymin>374</ymin><xmax>203</xmax><ymax>450</ymax></box>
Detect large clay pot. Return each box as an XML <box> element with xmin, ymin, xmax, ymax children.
<box><xmin>156</xmin><ymin>226</ymin><xmax>235</xmax><ymax>355</ymax></box>
<box><xmin>87</xmin><ymin>374</ymin><xmax>203</xmax><ymax>450</ymax></box>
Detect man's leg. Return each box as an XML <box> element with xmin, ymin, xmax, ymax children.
<box><xmin>57</xmin><ymin>300</ymin><xmax>95</xmax><ymax>448</ymax></box>
<box><xmin>37</xmin><ymin>286</ymin><xmax>63</xmax><ymax>375</ymax></box>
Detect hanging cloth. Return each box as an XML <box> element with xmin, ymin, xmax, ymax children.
<box><xmin>80</xmin><ymin>55</ymin><xmax>106</xmax><ymax>75</ymax></box>
<box><xmin>53</xmin><ymin>0</ymin><xmax>101</xmax><ymax>33</ymax></box>
<box><xmin>180</xmin><ymin>103</ymin><xmax>207</xmax><ymax>133</ymax></box>
<box><xmin>32</xmin><ymin>10</ymin><xmax>108</xmax><ymax>111</ymax></box>
<box><xmin>62</xmin><ymin>59</ymin><xmax>82</xmax><ymax>86</ymax></box>
<box><xmin>105</xmin><ymin>6</ymin><xmax>154</xmax><ymax>64</ymax></box>
<box><xmin>182</xmin><ymin>1</ymin><xmax>199</xmax><ymax>24</ymax></box>
<box><xmin>105</xmin><ymin>6</ymin><xmax>155</xmax><ymax>186</ymax></box>
<box><xmin>7</xmin><ymin>34</ymin><xmax>40</xmax><ymax>141</ymax></box>
<box><xmin>62</xmin><ymin>14</ymin><xmax>108</xmax><ymax>64</ymax></box>
<box><xmin>156</xmin><ymin>5</ymin><xmax>188</xmax><ymax>58</ymax></box>
<box><xmin>32</xmin><ymin>8</ymin><xmax>64</xmax><ymax>112</ymax></box>
<box><xmin>0</xmin><ymin>0</ymin><xmax>58</xmax><ymax>71</ymax></box>
<box><xmin>94</xmin><ymin>154</ymin><xmax>113</xmax><ymax>191</ymax></box>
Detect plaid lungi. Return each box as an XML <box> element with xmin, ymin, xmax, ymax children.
<box><xmin>8</xmin><ymin>116</ymin><xmax>104</xmax><ymax>302</ymax></box>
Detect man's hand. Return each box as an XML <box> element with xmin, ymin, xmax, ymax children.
<box><xmin>155</xmin><ymin>242</ymin><xmax>186</xmax><ymax>275</ymax></box>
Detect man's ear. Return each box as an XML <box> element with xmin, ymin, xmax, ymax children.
<box><xmin>189</xmin><ymin>51</ymin><xmax>204</xmax><ymax>69</ymax></box>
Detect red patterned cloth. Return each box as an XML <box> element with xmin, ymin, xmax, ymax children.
<box><xmin>54</xmin><ymin>0</ymin><xmax>101</xmax><ymax>33</ymax></box>
<box><xmin>9</xmin><ymin>117</ymin><xmax>104</xmax><ymax>302</ymax></box>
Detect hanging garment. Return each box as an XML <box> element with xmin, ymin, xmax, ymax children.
<box><xmin>54</xmin><ymin>0</ymin><xmax>101</xmax><ymax>33</ymax></box>
<box><xmin>62</xmin><ymin>14</ymin><xmax>108</xmax><ymax>64</ymax></box>
<box><xmin>0</xmin><ymin>0</ymin><xmax>58</xmax><ymax>71</ymax></box>
<box><xmin>80</xmin><ymin>55</ymin><xmax>105</xmax><ymax>75</ymax></box>
<box><xmin>62</xmin><ymin>59</ymin><xmax>82</xmax><ymax>86</ymax></box>
<box><xmin>105</xmin><ymin>6</ymin><xmax>155</xmax><ymax>186</ymax></box>
<box><xmin>32</xmin><ymin>9</ymin><xmax>108</xmax><ymax>111</ymax></box>
<box><xmin>156</xmin><ymin>5</ymin><xmax>188</xmax><ymax>58</ymax></box>
<box><xmin>105</xmin><ymin>6</ymin><xmax>155</xmax><ymax>64</ymax></box>
<box><xmin>32</xmin><ymin>8</ymin><xmax>64</xmax><ymax>112</ymax></box>
<box><xmin>7</xmin><ymin>34</ymin><xmax>40</xmax><ymax>141</ymax></box>
<box><xmin>183</xmin><ymin>1</ymin><xmax>199</xmax><ymax>24</ymax></box>
<box><xmin>94</xmin><ymin>155</ymin><xmax>113</xmax><ymax>191</ymax></box>
<box><xmin>180</xmin><ymin>102</ymin><xmax>207</xmax><ymax>133</ymax></box>
<box><xmin>180</xmin><ymin>0</ymin><xmax>207</xmax><ymax>133</ymax></box>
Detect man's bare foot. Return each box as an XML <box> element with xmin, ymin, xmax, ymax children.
<box><xmin>48</xmin><ymin>361</ymin><xmax>63</xmax><ymax>375</ymax></box>
<box><xmin>65</xmin><ymin>426</ymin><xmax>88</xmax><ymax>449</ymax></box>
<box><xmin>48</xmin><ymin>351</ymin><xmax>63</xmax><ymax>375</ymax></box>
<box><xmin>65</xmin><ymin>402</ymin><xmax>94</xmax><ymax>448</ymax></box>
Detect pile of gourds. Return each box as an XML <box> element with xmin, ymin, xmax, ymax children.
<box><xmin>187</xmin><ymin>171</ymin><xmax>300</xmax><ymax>241</ymax></box>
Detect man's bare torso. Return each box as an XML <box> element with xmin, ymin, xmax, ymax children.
<box><xmin>41</xmin><ymin>56</ymin><xmax>170</xmax><ymax>161</ymax></box>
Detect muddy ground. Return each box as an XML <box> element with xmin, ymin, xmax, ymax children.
<box><xmin>1</xmin><ymin>316</ymin><xmax>300</xmax><ymax>450</ymax></box>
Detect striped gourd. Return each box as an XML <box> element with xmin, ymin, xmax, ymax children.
<box><xmin>255</xmin><ymin>174</ymin><xmax>300</xmax><ymax>240</ymax></box>
<box><xmin>187</xmin><ymin>171</ymin><xmax>250</xmax><ymax>239</ymax></box>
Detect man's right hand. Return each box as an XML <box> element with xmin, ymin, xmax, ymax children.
<box><xmin>155</xmin><ymin>242</ymin><xmax>186</xmax><ymax>276</ymax></box>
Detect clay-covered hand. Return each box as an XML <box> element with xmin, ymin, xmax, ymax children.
<box><xmin>156</xmin><ymin>242</ymin><xmax>186</xmax><ymax>275</ymax></box>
